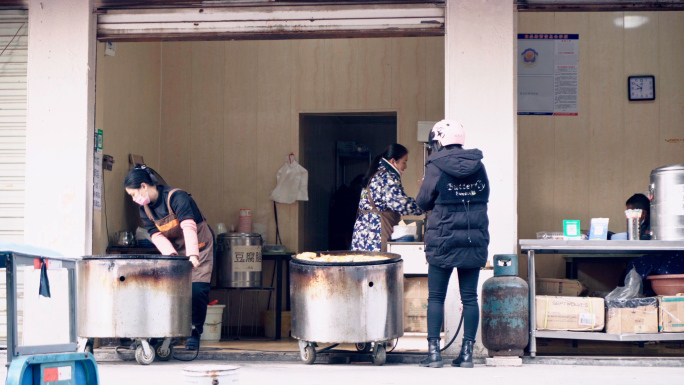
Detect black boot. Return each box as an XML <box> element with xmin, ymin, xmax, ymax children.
<box><xmin>419</xmin><ymin>338</ymin><xmax>443</xmax><ymax>368</ymax></box>
<box><xmin>185</xmin><ymin>327</ymin><xmax>200</xmax><ymax>351</ymax></box>
<box><xmin>451</xmin><ymin>339</ymin><xmax>474</xmax><ymax>368</ymax></box>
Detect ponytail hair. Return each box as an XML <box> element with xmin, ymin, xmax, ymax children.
<box><xmin>364</xmin><ymin>144</ymin><xmax>408</xmax><ymax>185</ymax></box>
<box><xmin>123</xmin><ymin>164</ymin><xmax>159</xmax><ymax>189</ymax></box>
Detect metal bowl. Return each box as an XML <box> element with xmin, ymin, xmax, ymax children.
<box><xmin>647</xmin><ymin>274</ymin><xmax>684</xmax><ymax>296</ymax></box>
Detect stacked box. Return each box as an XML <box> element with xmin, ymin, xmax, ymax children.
<box><xmin>404</xmin><ymin>277</ymin><xmax>429</xmax><ymax>332</ymax></box>
<box><xmin>535</xmin><ymin>296</ymin><xmax>605</xmax><ymax>331</ymax></box>
<box><xmin>536</xmin><ymin>278</ymin><xmax>588</xmax><ymax>297</ymax></box>
<box><xmin>658</xmin><ymin>295</ymin><xmax>684</xmax><ymax>332</ymax></box>
<box><xmin>606</xmin><ymin>298</ymin><xmax>658</xmax><ymax>334</ymax></box>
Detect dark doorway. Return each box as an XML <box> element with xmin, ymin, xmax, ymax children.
<box><xmin>299</xmin><ymin>113</ymin><xmax>397</xmax><ymax>252</ymax></box>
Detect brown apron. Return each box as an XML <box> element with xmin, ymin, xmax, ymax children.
<box><xmin>358</xmin><ymin>171</ymin><xmax>401</xmax><ymax>252</ymax></box>
<box><xmin>144</xmin><ymin>189</ymin><xmax>214</xmax><ymax>283</ymax></box>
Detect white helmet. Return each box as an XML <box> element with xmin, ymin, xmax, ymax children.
<box><xmin>429</xmin><ymin>120</ymin><xmax>465</xmax><ymax>151</ymax></box>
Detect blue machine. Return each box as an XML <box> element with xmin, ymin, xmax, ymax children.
<box><xmin>1</xmin><ymin>249</ymin><xmax>100</xmax><ymax>385</ymax></box>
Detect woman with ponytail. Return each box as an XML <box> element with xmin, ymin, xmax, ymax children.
<box><xmin>123</xmin><ymin>164</ymin><xmax>213</xmax><ymax>351</ymax></box>
<box><xmin>351</xmin><ymin>144</ymin><xmax>423</xmax><ymax>252</ymax></box>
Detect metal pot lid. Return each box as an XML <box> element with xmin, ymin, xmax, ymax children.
<box><xmin>291</xmin><ymin>250</ymin><xmax>402</xmax><ymax>266</ymax></box>
<box><xmin>217</xmin><ymin>232</ymin><xmax>262</xmax><ymax>238</ymax></box>
<box><xmin>82</xmin><ymin>254</ymin><xmax>189</xmax><ymax>260</ymax></box>
<box><xmin>652</xmin><ymin>164</ymin><xmax>684</xmax><ymax>174</ymax></box>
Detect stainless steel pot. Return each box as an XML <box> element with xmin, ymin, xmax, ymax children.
<box><xmin>217</xmin><ymin>233</ymin><xmax>263</xmax><ymax>287</ymax></box>
<box><xmin>650</xmin><ymin>165</ymin><xmax>684</xmax><ymax>240</ymax></box>
<box><xmin>290</xmin><ymin>251</ymin><xmax>404</xmax><ymax>344</ymax></box>
<box><xmin>77</xmin><ymin>255</ymin><xmax>192</xmax><ymax>338</ymax></box>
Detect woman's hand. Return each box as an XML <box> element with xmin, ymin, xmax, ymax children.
<box><xmin>189</xmin><ymin>255</ymin><xmax>200</xmax><ymax>268</ymax></box>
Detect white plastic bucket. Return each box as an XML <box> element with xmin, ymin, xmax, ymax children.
<box><xmin>201</xmin><ymin>304</ymin><xmax>225</xmax><ymax>341</ymax></box>
<box><xmin>183</xmin><ymin>365</ymin><xmax>239</xmax><ymax>385</ymax></box>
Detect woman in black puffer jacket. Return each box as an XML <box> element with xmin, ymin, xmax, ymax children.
<box><xmin>416</xmin><ymin>120</ymin><xmax>490</xmax><ymax>368</ymax></box>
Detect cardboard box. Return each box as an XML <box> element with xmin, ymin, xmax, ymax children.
<box><xmin>536</xmin><ymin>278</ymin><xmax>588</xmax><ymax>297</ymax></box>
<box><xmin>404</xmin><ymin>277</ymin><xmax>428</xmax><ymax>332</ymax></box>
<box><xmin>606</xmin><ymin>298</ymin><xmax>658</xmax><ymax>334</ymax></box>
<box><xmin>536</xmin><ymin>296</ymin><xmax>605</xmax><ymax>332</ymax></box>
<box><xmin>658</xmin><ymin>295</ymin><xmax>684</xmax><ymax>333</ymax></box>
<box><xmin>261</xmin><ymin>311</ymin><xmax>291</xmax><ymax>338</ymax></box>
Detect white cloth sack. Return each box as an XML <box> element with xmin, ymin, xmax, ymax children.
<box><xmin>270</xmin><ymin>155</ymin><xmax>309</xmax><ymax>204</ymax></box>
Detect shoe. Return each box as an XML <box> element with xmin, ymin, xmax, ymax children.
<box><xmin>451</xmin><ymin>339</ymin><xmax>474</xmax><ymax>368</ymax></box>
<box><xmin>185</xmin><ymin>328</ymin><xmax>200</xmax><ymax>351</ymax></box>
<box><xmin>419</xmin><ymin>338</ymin><xmax>443</xmax><ymax>368</ymax></box>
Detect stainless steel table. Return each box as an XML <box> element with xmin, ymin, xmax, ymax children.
<box><xmin>520</xmin><ymin>239</ymin><xmax>684</xmax><ymax>357</ymax></box>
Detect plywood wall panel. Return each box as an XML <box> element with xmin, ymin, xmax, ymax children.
<box><xmin>391</xmin><ymin>37</ymin><xmax>425</xmax><ymax>197</ymax></box>
<box><xmin>358</xmin><ymin>38</ymin><xmax>393</xmax><ymax>110</ymax></box>
<box><xmin>160</xmin><ymin>42</ymin><xmax>192</xmax><ymax>190</ymax></box>
<box><xmin>325</xmin><ymin>39</ymin><xmax>359</xmax><ymax>111</ymax></box>
<box><xmin>190</xmin><ymin>42</ymin><xmax>225</xmax><ymax>228</ymax></box>
<box><xmin>517</xmin><ymin>13</ymin><xmax>556</xmax><ymax>279</ymax></box>
<box><xmin>547</xmin><ymin>13</ymin><xmax>592</xmax><ymax>279</ymax></box>
<box><xmin>623</xmin><ymin>12</ymin><xmax>660</xmax><ymax>199</ymax></box>
<box><xmin>149</xmin><ymin>37</ymin><xmax>445</xmax><ymax>252</ymax></box>
<box><xmin>424</xmin><ymin>36</ymin><xmax>445</xmax><ymax>122</ymax></box>
<box><xmin>519</xmin><ymin>11</ymin><xmax>684</xmax><ymax>281</ymax></box>
<box><xmin>94</xmin><ymin>42</ymin><xmax>162</xmax><ymax>254</ymax></box>
<box><xmin>224</xmin><ymin>41</ymin><xmax>259</xmax><ymax>231</ymax></box>
<box><xmin>256</xmin><ymin>40</ymin><xmax>294</xmax><ymax>247</ymax></box>
<box><xmin>587</xmin><ymin>12</ymin><xmax>625</xmax><ymax>231</ymax></box>
<box><xmin>658</xmin><ymin>12</ymin><xmax>684</xmax><ymax>168</ymax></box>
<box><xmin>293</xmin><ymin>39</ymin><xmax>326</xmax><ymax>112</ymax></box>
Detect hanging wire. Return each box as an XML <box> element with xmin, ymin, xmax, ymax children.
<box><xmin>0</xmin><ymin>23</ymin><xmax>25</xmax><ymax>58</ymax></box>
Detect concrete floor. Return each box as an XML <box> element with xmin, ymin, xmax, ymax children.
<box><xmin>3</xmin><ymin>360</ymin><xmax>682</xmax><ymax>385</ymax></box>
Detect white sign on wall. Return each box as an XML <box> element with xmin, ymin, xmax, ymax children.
<box><xmin>93</xmin><ymin>129</ymin><xmax>103</xmax><ymax>211</ymax></box>
<box><xmin>518</xmin><ymin>34</ymin><xmax>579</xmax><ymax>116</ymax></box>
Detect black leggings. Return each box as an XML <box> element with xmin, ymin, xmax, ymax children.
<box><xmin>192</xmin><ymin>282</ymin><xmax>211</xmax><ymax>335</ymax></box>
<box><xmin>427</xmin><ymin>264</ymin><xmax>480</xmax><ymax>341</ymax></box>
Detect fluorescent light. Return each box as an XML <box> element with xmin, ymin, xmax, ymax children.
<box><xmin>614</xmin><ymin>15</ymin><xmax>650</xmax><ymax>29</ymax></box>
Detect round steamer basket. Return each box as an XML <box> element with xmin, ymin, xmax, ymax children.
<box><xmin>182</xmin><ymin>365</ymin><xmax>240</xmax><ymax>385</ymax></box>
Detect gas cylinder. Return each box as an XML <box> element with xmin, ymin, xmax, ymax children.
<box><xmin>481</xmin><ymin>254</ymin><xmax>529</xmax><ymax>357</ymax></box>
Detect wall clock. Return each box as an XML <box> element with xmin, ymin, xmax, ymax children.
<box><xmin>628</xmin><ymin>75</ymin><xmax>655</xmax><ymax>101</ymax></box>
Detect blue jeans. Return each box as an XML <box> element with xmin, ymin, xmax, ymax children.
<box><xmin>427</xmin><ymin>264</ymin><xmax>480</xmax><ymax>341</ymax></box>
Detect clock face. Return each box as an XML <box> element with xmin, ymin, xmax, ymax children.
<box><xmin>629</xmin><ymin>75</ymin><xmax>655</xmax><ymax>101</ymax></box>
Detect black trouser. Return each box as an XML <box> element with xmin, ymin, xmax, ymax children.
<box><xmin>427</xmin><ymin>264</ymin><xmax>480</xmax><ymax>341</ymax></box>
<box><xmin>192</xmin><ymin>282</ymin><xmax>211</xmax><ymax>335</ymax></box>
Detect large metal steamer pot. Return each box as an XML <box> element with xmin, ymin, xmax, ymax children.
<box><xmin>77</xmin><ymin>255</ymin><xmax>192</xmax><ymax>338</ymax></box>
<box><xmin>217</xmin><ymin>233</ymin><xmax>263</xmax><ymax>287</ymax></box>
<box><xmin>290</xmin><ymin>251</ymin><xmax>403</xmax><ymax>365</ymax></box>
<box><xmin>650</xmin><ymin>165</ymin><xmax>684</xmax><ymax>240</ymax></box>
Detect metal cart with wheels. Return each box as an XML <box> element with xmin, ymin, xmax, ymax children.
<box><xmin>77</xmin><ymin>255</ymin><xmax>192</xmax><ymax>366</ymax></box>
<box><xmin>290</xmin><ymin>251</ymin><xmax>404</xmax><ymax>366</ymax></box>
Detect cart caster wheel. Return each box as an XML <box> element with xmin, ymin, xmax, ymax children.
<box><xmin>301</xmin><ymin>345</ymin><xmax>316</xmax><ymax>365</ymax></box>
<box><xmin>355</xmin><ymin>342</ymin><xmax>372</xmax><ymax>353</ymax></box>
<box><xmin>372</xmin><ymin>344</ymin><xmax>386</xmax><ymax>366</ymax></box>
<box><xmin>135</xmin><ymin>344</ymin><xmax>156</xmax><ymax>365</ymax></box>
<box><xmin>155</xmin><ymin>342</ymin><xmax>174</xmax><ymax>361</ymax></box>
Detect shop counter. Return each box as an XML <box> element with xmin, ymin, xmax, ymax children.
<box><xmin>520</xmin><ymin>239</ymin><xmax>684</xmax><ymax>357</ymax></box>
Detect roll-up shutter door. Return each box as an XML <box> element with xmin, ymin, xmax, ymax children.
<box><xmin>0</xmin><ymin>10</ymin><xmax>27</xmax><ymax>242</ymax></box>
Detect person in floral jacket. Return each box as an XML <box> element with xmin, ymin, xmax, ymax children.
<box><xmin>351</xmin><ymin>144</ymin><xmax>423</xmax><ymax>252</ymax></box>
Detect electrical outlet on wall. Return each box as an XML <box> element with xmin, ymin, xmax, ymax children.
<box><xmin>104</xmin><ymin>42</ymin><xmax>116</xmax><ymax>56</ymax></box>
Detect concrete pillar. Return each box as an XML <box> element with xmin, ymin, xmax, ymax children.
<box><xmin>24</xmin><ymin>0</ymin><xmax>96</xmax><ymax>256</ymax></box>
<box><xmin>443</xmin><ymin>0</ymin><xmax>517</xmax><ymax>355</ymax></box>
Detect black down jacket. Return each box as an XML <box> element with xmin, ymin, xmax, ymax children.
<box><xmin>416</xmin><ymin>148</ymin><xmax>490</xmax><ymax>269</ymax></box>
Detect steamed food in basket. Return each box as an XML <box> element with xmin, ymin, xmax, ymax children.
<box><xmin>296</xmin><ymin>252</ymin><xmax>389</xmax><ymax>263</ymax></box>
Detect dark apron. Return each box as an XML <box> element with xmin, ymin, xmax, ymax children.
<box><xmin>144</xmin><ymin>189</ymin><xmax>214</xmax><ymax>283</ymax></box>
<box><xmin>358</xmin><ymin>171</ymin><xmax>401</xmax><ymax>252</ymax></box>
